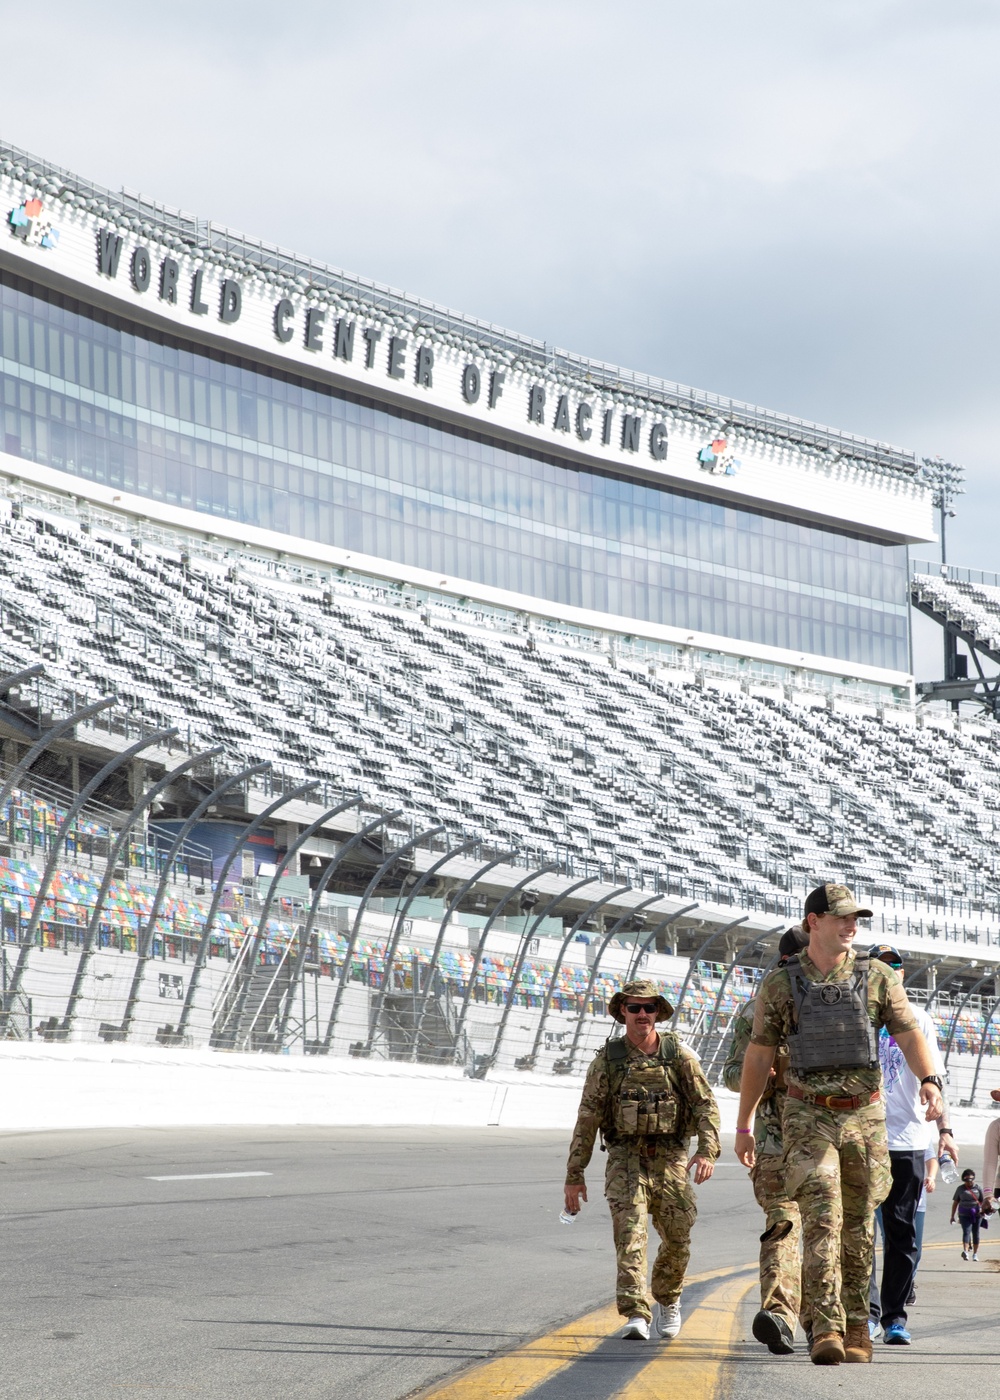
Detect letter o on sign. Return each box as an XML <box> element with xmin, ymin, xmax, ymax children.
<box><xmin>131</xmin><ymin>246</ymin><xmax>151</xmax><ymax>294</ymax></box>
<box><xmin>650</xmin><ymin>422</ymin><xmax>668</xmax><ymax>461</ymax></box>
<box><xmin>461</xmin><ymin>363</ymin><xmax>481</xmax><ymax>404</ymax></box>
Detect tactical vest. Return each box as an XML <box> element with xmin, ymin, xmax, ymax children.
<box><xmin>604</xmin><ymin>1032</ymin><xmax>681</xmax><ymax>1139</ymax></box>
<box><xmin>785</xmin><ymin>954</ymin><xmax>878</xmax><ymax>1075</ymax></box>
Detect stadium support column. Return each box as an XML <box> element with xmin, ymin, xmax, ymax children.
<box><xmin>670</xmin><ymin>916</ymin><xmax>750</xmax><ymax>1029</ymax></box>
<box><xmin>364</xmin><ymin>836</ymin><xmax>484</xmax><ymax>1058</ymax></box>
<box><xmin>320</xmin><ymin>822</ymin><xmax>448</xmax><ymax>1054</ymax></box>
<box><xmin>926</xmin><ymin>958</ymin><xmax>978</xmax><ymax>1012</ymax></box>
<box><xmin>487</xmin><ymin>875</ymin><xmax>600</xmax><ymax>1072</ymax></box>
<box><xmin>522</xmin><ymin>885</ymin><xmax>632</xmax><ymax>1071</ymax></box>
<box><xmin>174</xmin><ymin>778</ymin><xmax>321</xmax><ymax>1041</ymax></box>
<box><xmin>564</xmin><ymin>895</ymin><xmax>677</xmax><ymax>1074</ymax></box>
<box><xmin>622</xmin><ymin>902</ymin><xmax>701</xmax><ymax>983</ymax></box>
<box><xmin>117</xmin><ymin>761</ymin><xmax>273</xmax><ymax>1040</ymax></box>
<box><xmin>943</xmin><ymin>970</ymin><xmax>993</xmax><ymax>1066</ymax></box>
<box><xmin>0</xmin><ymin>726</ymin><xmax>176</xmax><ymax>1031</ymax></box>
<box><xmin>210</xmin><ymin>795</ymin><xmax>368</xmax><ymax>1050</ymax></box>
<box><xmin>0</xmin><ymin>693</ymin><xmax>117</xmax><ymax>817</ymax></box>
<box><xmin>453</xmin><ymin>861</ymin><xmax>559</xmax><ymax>1062</ymax></box>
<box><xmin>274</xmin><ymin>808</ymin><xmax>407</xmax><ymax>1049</ymax></box>
<box><xmin>965</xmin><ymin>994</ymin><xmax>1000</xmax><ymax>1106</ymax></box>
<box><xmin>61</xmin><ymin>744</ymin><xmax>224</xmax><ymax>1036</ymax></box>
<box><xmin>903</xmin><ymin>954</ymin><xmax>948</xmax><ymax>993</ymax></box>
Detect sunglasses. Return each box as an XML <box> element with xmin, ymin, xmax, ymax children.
<box><xmin>625</xmin><ymin>1003</ymin><xmax>657</xmax><ymax>1014</ymax></box>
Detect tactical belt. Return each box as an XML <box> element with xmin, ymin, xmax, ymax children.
<box><xmin>787</xmin><ymin>1085</ymin><xmax>880</xmax><ymax>1111</ymax></box>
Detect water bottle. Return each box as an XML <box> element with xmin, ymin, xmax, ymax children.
<box><xmin>938</xmin><ymin>1152</ymin><xmax>959</xmax><ymax>1185</ymax></box>
<box><xmin>559</xmin><ymin>1208</ymin><xmax>578</xmax><ymax>1225</ymax></box>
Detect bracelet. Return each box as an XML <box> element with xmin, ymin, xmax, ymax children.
<box><xmin>939</xmin><ymin>1126</ymin><xmax>954</xmax><ymax>1135</ymax></box>
<box><xmin>736</xmin><ymin>1128</ymin><xmax>753</xmax><ymax>1135</ymax></box>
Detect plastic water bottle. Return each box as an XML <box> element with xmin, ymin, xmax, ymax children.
<box><xmin>559</xmin><ymin>1208</ymin><xmax>578</xmax><ymax>1225</ymax></box>
<box><xmin>939</xmin><ymin>1153</ymin><xmax>959</xmax><ymax>1185</ymax></box>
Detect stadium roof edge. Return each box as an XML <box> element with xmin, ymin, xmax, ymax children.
<box><xmin>0</xmin><ymin>137</ymin><xmax>943</xmax><ymax>484</ymax></box>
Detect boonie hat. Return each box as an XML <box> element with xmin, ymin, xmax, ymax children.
<box><xmin>803</xmin><ymin>882</ymin><xmax>873</xmax><ymax>920</ymax></box>
<box><xmin>608</xmin><ymin>979</ymin><xmax>675</xmax><ymax>1024</ymax></box>
<box><xmin>868</xmin><ymin>943</ymin><xmax>903</xmax><ymax>970</ymax></box>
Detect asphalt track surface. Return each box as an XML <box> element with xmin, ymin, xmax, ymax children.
<box><xmin>0</xmin><ymin>1125</ymin><xmax>994</xmax><ymax>1399</ymax></box>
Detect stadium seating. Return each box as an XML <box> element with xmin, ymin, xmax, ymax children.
<box><xmin>4</xmin><ymin>492</ymin><xmax>1000</xmax><ymax>936</ymax></box>
<box><xmin>912</xmin><ymin>569</ymin><xmax>1000</xmax><ymax>656</ymax></box>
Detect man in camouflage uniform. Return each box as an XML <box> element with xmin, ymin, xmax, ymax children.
<box><xmin>722</xmin><ymin>928</ymin><xmax>806</xmax><ymax>1355</ymax></box>
<box><xmin>564</xmin><ymin>978</ymin><xmax>720</xmax><ymax>1342</ymax></box>
<box><xmin>736</xmin><ymin>884</ymin><xmax>943</xmax><ymax>1368</ymax></box>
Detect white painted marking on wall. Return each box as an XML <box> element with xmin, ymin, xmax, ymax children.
<box><xmin>145</xmin><ymin>1171</ymin><xmax>273</xmax><ymax>1181</ymax></box>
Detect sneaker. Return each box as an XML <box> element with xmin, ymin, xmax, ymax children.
<box><xmin>906</xmin><ymin>1288</ymin><xmax>916</xmax><ymax>1306</ymax></box>
<box><xmin>883</xmin><ymin>1324</ymin><xmax>911</xmax><ymax>1345</ymax></box>
<box><xmin>868</xmin><ymin>1320</ymin><xmax>883</xmax><ymax>1341</ymax></box>
<box><xmin>962</xmin><ymin>1250</ymin><xmax>969</xmax><ymax>1260</ymax></box>
<box><xmin>622</xmin><ymin>1316</ymin><xmax>650</xmax><ymax>1340</ymax></box>
<box><xmin>656</xmin><ymin>1302</ymin><xmax>682</xmax><ymax>1340</ymax></box>
<box><xmin>752</xmin><ymin>1309</ymin><xmax>794</xmax><ymax>1355</ymax></box>
<box><xmin>972</xmin><ymin>1253</ymin><xmax>979</xmax><ymax>1261</ymax></box>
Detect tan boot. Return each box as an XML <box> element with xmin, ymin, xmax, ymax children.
<box><xmin>843</xmin><ymin>1324</ymin><xmax>873</xmax><ymax>1363</ymax></box>
<box><xmin>810</xmin><ymin>1332</ymin><xmax>845</xmax><ymax>1365</ymax></box>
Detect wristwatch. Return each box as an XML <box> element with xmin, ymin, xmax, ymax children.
<box><xmin>938</xmin><ymin>1125</ymin><xmax>954</xmax><ymax>1136</ymax></box>
<box><xmin>921</xmin><ymin>1075</ymin><xmax>944</xmax><ymax>1091</ymax></box>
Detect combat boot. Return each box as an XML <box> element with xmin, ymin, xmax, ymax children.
<box><xmin>843</xmin><ymin>1324</ymin><xmax>873</xmax><ymax>1363</ymax></box>
<box><xmin>810</xmin><ymin>1332</ymin><xmax>845</xmax><ymax>1365</ymax></box>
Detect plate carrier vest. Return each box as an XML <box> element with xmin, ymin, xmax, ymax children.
<box><xmin>603</xmin><ymin>1031</ymin><xmax>682</xmax><ymax>1141</ymax></box>
<box><xmin>785</xmin><ymin>953</ymin><xmax>878</xmax><ymax>1075</ymax></box>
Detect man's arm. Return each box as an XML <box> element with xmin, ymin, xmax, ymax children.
<box><xmin>677</xmin><ymin>1046</ymin><xmax>721</xmax><ymax>1184</ymax></box>
<box><xmin>893</xmin><ymin>1027</ymin><xmax>944</xmax><ymax>1121</ymax></box>
<box><xmin>735</xmin><ymin>1041</ymin><xmax>776</xmax><ymax>1167</ymax></box>
<box><xmin>721</xmin><ymin>1006</ymin><xmax>753</xmax><ymax>1095</ymax></box>
<box><xmin>563</xmin><ymin>1053</ymin><xmax>608</xmax><ymax>1214</ymax></box>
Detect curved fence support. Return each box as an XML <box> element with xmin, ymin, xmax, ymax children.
<box><xmin>702</xmin><ymin>924</ymin><xmax>782</xmax><ymax>1042</ymax></box>
<box><xmin>0</xmin><ymin>663</ymin><xmax>45</xmax><ymax>695</ymax></box>
<box><xmin>943</xmin><ymin>972</ymin><xmax>994</xmax><ymax>1067</ymax></box>
<box><xmin>926</xmin><ymin>960</ymin><xmax>978</xmax><ymax>1010</ymax></box>
<box><xmin>214</xmin><ymin>796</ymin><xmax>369</xmax><ymax>1049</ymax></box>
<box><xmin>371</xmin><ymin>837</ymin><xmax>481</xmax><ymax>1057</ymax></box>
<box><xmin>0</xmin><ymin>726</ymin><xmax>175</xmax><ymax>1028</ymax></box>
<box><xmin>173</xmin><ymin>779</ymin><xmax>320</xmax><ymax>1040</ymax></box>
<box><xmin>487</xmin><ymin>874</ymin><xmax>600</xmax><ymax>1070</ymax></box>
<box><xmin>671</xmin><ymin>916</ymin><xmax>749</xmax><ymax>1028</ymax></box>
<box><xmin>903</xmin><ymin>955</ymin><xmax>949</xmax><ymax>991</ymax></box>
<box><xmin>965</xmin><ymin>998</ymin><xmax>1000</xmax><ymax>1106</ymax></box>
<box><xmin>452</xmin><ymin>862</ymin><xmax>559</xmax><ymax>1056</ymax></box>
<box><xmin>321</xmin><ymin>821</ymin><xmax>447</xmax><ymax>1052</ymax></box>
<box><xmin>523</xmin><ymin>885</ymin><xmax>631</xmax><ymax>1070</ymax></box>
<box><xmin>62</xmin><ymin>744</ymin><xmax>224</xmax><ymax>1034</ymax></box>
<box><xmin>117</xmin><ymin>762</ymin><xmax>271</xmax><ymax>1040</ymax></box>
<box><xmin>623</xmin><ymin>902</ymin><xmax>700</xmax><ymax>984</ymax></box>
<box><xmin>0</xmin><ymin>694</ymin><xmax>117</xmax><ymax>817</ymax></box>
<box><xmin>564</xmin><ymin>895</ymin><xmax>674</xmax><ymax>1073</ymax></box>
<box><xmin>274</xmin><ymin>808</ymin><xmax>403</xmax><ymax>1048</ymax></box>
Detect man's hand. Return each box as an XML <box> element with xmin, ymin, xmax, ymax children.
<box><xmin>924</xmin><ymin>1175</ymin><xmax>936</xmax><ymax>1194</ymax></box>
<box><xmin>564</xmin><ymin>1183</ymin><xmax>587</xmax><ymax>1215</ymax></box>
<box><xmin>687</xmin><ymin>1154</ymin><xmax>715</xmax><ymax>1184</ymax></box>
<box><xmin>919</xmin><ymin>1082</ymin><xmax>944</xmax><ymax>1121</ymax></box>
<box><xmin>735</xmin><ymin>1132</ymin><xmax>756</xmax><ymax>1169</ymax></box>
<box><xmin>939</xmin><ymin>1130</ymin><xmax>959</xmax><ymax>1164</ymax></box>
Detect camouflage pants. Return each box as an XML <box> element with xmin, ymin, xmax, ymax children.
<box><xmin>605</xmin><ymin>1145</ymin><xmax>696</xmax><ymax>1320</ymax></box>
<box><xmin>781</xmin><ymin>1098</ymin><xmax>890</xmax><ymax>1337</ymax></box>
<box><xmin>751</xmin><ymin>1151</ymin><xmax>802</xmax><ymax>1331</ymax></box>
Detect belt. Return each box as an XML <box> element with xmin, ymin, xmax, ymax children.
<box><xmin>787</xmin><ymin>1085</ymin><xmax>880</xmax><ymax>1111</ymax></box>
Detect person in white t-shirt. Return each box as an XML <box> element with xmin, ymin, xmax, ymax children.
<box><xmin>867</xmin><ymin>945</ymin><xmax>956</xmax><ymax>1346</ymax></box>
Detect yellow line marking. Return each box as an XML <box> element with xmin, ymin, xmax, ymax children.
<box><xmin>614</xmin><ymin>1271</ymin><xmax>756</xmax><ymax>1400</ymax></box>
<box><xmin>414</xmin><ymin>1263</ymin><xmax>755</xmax><ymax>1400</ymax></box>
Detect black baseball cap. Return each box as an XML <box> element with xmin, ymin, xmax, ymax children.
<box><xmin>803</xmin><ymin>882</ymin><xmax>873</xmax><ymax>920</ymax></box>
<box><xmin>778</xmin><ymin>927</ymin><xmax>808</xmax><ymax>960</ymax></box>
<box><xmin>869</xmin><ymin>943</ymin><xmax>903</xmax><ymax>970</ymax></box>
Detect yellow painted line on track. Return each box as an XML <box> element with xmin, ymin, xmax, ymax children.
<box><xmin>414</xmin><ymin>1263</ymin><xmax>755</xmax><ymax>1400</ymax></box>
<box><xmin>614</xmin><ymin>1270</ymin><xmax>756</xmax><ymax>1400</ymax></box>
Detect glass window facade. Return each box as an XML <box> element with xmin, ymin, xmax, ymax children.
<box><xmin>0</xmin><ymin>270</ymin><xmax>909</xmax><ymax>670</ymax></box>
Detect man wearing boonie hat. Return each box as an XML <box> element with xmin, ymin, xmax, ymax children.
<box><xmin>564</xmin><ymin>978</ymin><xmax>720</xmax><ymax>1342</ymax></box>
<box><xmin>722</xmin><ymin>926</ymin><xmax>808</xmax><ymax>1357</ymax></box>
<box><xmin>735</xmin><ymin>884</ymin><xmax>942</xmax><ymax>1367</ymax></box>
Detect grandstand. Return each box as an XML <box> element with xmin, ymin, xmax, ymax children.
<box><xmin>0</xmin><ymin>139</ymin><xmax>998</xmax><ymax>1105</ymax></box>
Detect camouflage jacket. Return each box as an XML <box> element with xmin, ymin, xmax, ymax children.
<box><xmin>565</xmin><ymin>1032</ymin><xmax>721</xmax><ymax>1185</ymax></box>
<box><xmin>721</xmin><ymin>996</ymin><xmax>787</xmax><ymax>1156</ymax></box>
<box><xmin>751</xmin><ymin>948</ymin><xmax>918</xmax><ymax>1099</ymax></box>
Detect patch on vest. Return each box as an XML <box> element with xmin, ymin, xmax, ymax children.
<box><xmin>819</xmin><ymin>985</ymin><xmax>843</xmax><ymax>1005</ymax></box>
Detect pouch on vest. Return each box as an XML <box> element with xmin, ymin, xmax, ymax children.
<box><xmin>606</xmin><ymin>1034</ymin><xmax>681</xmax><ymax>1139</ymax></box>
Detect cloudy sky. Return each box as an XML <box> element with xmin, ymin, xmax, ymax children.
<box><xmin>2</xmin><ymin>0</ymin><xmax>996</xmax><ymax>673</ymax></box>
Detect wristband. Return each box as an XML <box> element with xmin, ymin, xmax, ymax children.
<box><xmin>736</xmin><ymin>1128</ymin><xmax>753</xmax><ymax>1135</ymax></box>
<box><xmin>939</xmin><ymin>1126</ymin><xmax>954</xmax><ymax>1135</ymax></box>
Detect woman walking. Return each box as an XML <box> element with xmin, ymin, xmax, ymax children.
<box><xmin>950</xmin><ymin>1168</ymin><xmax>985</xmax><ymax>1261</ymax></box>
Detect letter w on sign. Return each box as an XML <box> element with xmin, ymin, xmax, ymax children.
<box><xmin>96</xmin><ymin>228</ymin><xmax>123</xmax><ymax>278</ymax></box>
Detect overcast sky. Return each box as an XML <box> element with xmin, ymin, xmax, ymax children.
<box><xmin>2</xmin><ymin>0</ymin><xmax>997</xmax><ymax>675</ymax></box>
